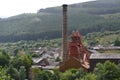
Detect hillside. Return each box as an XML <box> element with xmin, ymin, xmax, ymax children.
<box><xmin>84</xmin><ymin>30</ymin><xmax>120</xmax><ymax>46</ymax></box>
<box><xmin>0</xmin><ymin>0</ymin><xmax>120</xmax><ymax>42</ymax></box>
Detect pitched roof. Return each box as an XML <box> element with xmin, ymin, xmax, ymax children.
<box><xmin>32</xmin><ymin>57</ymin><xmax>46</xmax><ymax>63</ymax></box>
<box><xmin>90</xmin><ymin>54</ymin><xmax>120</xmax><ymax>59</ymax></box>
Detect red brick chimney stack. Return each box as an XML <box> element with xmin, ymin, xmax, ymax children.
<box><xmin>62</xmin><ymin>4</ymin><xmax>68</xmax><ymax>61</ymax></box>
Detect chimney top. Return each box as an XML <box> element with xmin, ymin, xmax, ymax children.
<box><xmin>63</xmin><ymin>4</ymin><xmax>68</xmax><ymax>7</ymax></box>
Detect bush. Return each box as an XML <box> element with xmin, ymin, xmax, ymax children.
<box><xmin>94</xmin><ymin>61</ymin><xmax>120</xmax><ymax>80</ymax></box>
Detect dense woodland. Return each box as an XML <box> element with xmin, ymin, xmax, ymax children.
<box><xmin>0</xmin><ymin>0</ymin><xmax>120</xmax><ymax>42</ymax></box>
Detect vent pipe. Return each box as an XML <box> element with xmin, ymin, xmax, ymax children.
<box><xmin>62</xmin><ymin>4</ymin><xmax>68</xmax><ymax>61</ymax></box>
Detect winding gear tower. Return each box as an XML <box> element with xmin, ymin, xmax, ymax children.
<box><xmin>69</xmin><ymin>30</ymin><xmax>89</xmax><ymax>63</ymax></box>
<box><xmin>60</xmin><ymin>30</ymin><xmax>90</xmax><ymax>72</ymax></box>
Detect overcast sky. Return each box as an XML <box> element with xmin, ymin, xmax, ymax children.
<box><xmin>0</xmin><ymin>0</ymin><xmax>94</xmax><ymax>18</ymax></box>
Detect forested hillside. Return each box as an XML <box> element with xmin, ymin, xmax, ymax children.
<box><xmin>84</xmin><ymin>30</ymin><xmax>120</xmax><ymax>46</ymax></box>
<box><xmin>0</xmin><ymin>0</ymin><xmax>120</xmax><ymax>42</ymax></box>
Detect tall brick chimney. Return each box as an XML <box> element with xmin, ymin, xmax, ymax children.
<box><xmin>62</xmin><ymin>4</ymin><xmax>68</xmax><ymax>61</ymax></box>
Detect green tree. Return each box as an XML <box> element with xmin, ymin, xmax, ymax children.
<box><xmin>11</xmin><ymin>54</ymin><xmax>33</xmax><ymax>70</ymax></box>
<box><xmin>60</xmin><ymin>68</ymin><xmax>86</xmax><ymax>80</ymax></box>
<box><xmin>7</xmin><ymin>66</ymin><xmax>19</xmax><ymax>80</ymax></box>
<box><xmin>19</xmin><ymin>66</ymin><xmax>26</xmax><ymax>80</ymax></box>
<box><xmin>114</xmin><ymin>38</ymin><xmax>120</xmax><ymax>46</ymax></box>
<box><xmin>0</xmin><ymin>66</ymin><xmax>12</xmax><ymax>80</ymax></box>
<box><xmin>51</xmin><ymin>68</ymin><xmax>61</xmax><ymax>80</ymax></box>
<box><xmin>36</xmin><ymin>70</ymin><xmax>53</xmax><ymax>80</ymax></box>
<box><xmin>55</xmin><ymin>57</ymin><xmax>61</xmax><ymax>62</ymax></box>
<box><xmin>82</xmin><ymin>73</ymin><xmax>96</xmax><ymax>80</ymax></box>
<box><xmin>94</xmin><ymin>61</ymin><xmax>120</xmax><ymax>80</ymax></box>
<box><xmin>30</xmin><ymin>68</ymin><xmax>41</xmax><ymax>80</ymax></box>
<box><xmin>0</xmin><ymin>50</ymin><xmax>10</xmax><ymax>67</ymax></box>
<box><xmin>11</xmin><ymin>54</ymin><xmax>33</xmax><ymax>79</ymax></box>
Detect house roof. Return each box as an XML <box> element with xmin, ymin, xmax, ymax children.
<box><xmin>32</xmin><ymin>57</ymin><xmax>45</xmax><ymax>63</ymax></box>
<box><xmin>90</xmin><ymin>54</ymin><xmax>120</xmax><ymax>59</ymax></box>
<box><xmin>32</xmin><ymin>65</ymin><xmax>58</xmax><ymax>70</ymax></box>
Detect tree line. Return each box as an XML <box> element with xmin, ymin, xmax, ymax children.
<box><xmin>1</xmin><ymin>48</ymin><xmax>120</xmax><ymax>80</ymax></box>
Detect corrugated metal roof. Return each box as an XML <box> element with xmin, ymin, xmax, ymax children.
<box><xmin>31</xmin><ymin>65</ymin><xmax>57</xmax><ymax>70</ymax></box>
<box><xmin>90</xmin><ymin>54</ymin><xmax>120</xmax><ymax>59</ymax></box>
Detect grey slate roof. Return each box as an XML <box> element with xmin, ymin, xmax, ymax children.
<box><xmin>90</xmin><ymin>54</ymin><xmax>120</xmax><ymax>59</ymax></box>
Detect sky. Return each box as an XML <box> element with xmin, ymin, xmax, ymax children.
<box><xmin>0</xmin><ymin>0</ymin><xmax>94</xmax><ymax>18</ymax></box>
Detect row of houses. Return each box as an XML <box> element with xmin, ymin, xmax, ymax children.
<box><xmin>32</xmin><ymin>47</ymin><xmax>61</xmax><ymax>70</ymax></box>
<box><xmin>93</xmin><ymin>45</ymin><xmax>120</xmax><ymax>50</ymax></box>
<box><xmin>89</xmin><ymin>45</ymin><xmax>120</xmax><ymax>71</ymax></box>
<box><xmin>31</xmin><ymin>46</ymin><xmax>120</xmax><ymax>71</ymax></box>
